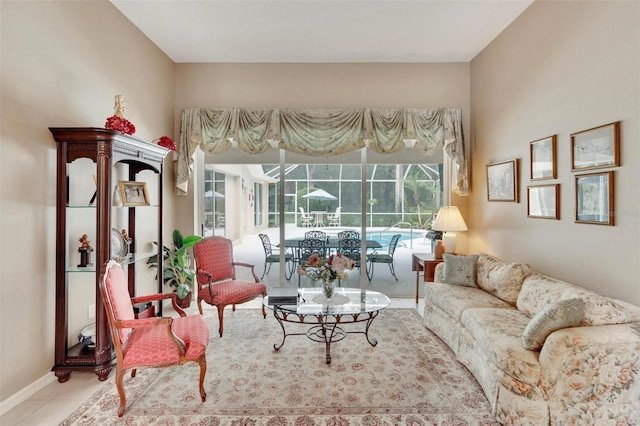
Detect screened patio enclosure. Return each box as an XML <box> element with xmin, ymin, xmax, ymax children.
<box><xmin>262</xmin><ymin>163</ymin><xmax>442</xmax><ymax>229</ymax></box>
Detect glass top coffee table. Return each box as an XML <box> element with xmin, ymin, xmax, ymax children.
<box><xmin>263</xmin><ymin>287</ymin><xmax>390</xmax><ymax>364</ymax></box>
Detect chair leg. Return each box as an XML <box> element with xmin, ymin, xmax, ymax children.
<box><xmin>261</xmin><ymin>302</ymin><xmax>266</xmax><ymax>319</ymax></box>
<box><xmin>198</xmin><ymin>355</ymin><xmax>207</xmax><ymax>402</ymax></box>
<box><xmin>285</xmin><ymin>260</ymin><xmax>294</xmax><ymax>280</ymax></box>
<box><xmin>216</xmin><ymin>305</ymin><xmax>225</xmax><ymax>337</ymax></box>
<box><xmin>115</xmin><ymin>367</ymin><xmax>127</xmax><ymax>417</ymax></box>
<box><xmin>261</xmin><ymin>261</ymin><xmax>272</xmax><ymax>279</ymax></box>
<box><xmin>366</xmin><ymin>261</ymin><xmax>374</xmax><ymax>281</ymax></box>
<box><xmin>197</xmin><ymin>298</ymin><xmax>204</xmax><ymax>315</ymax></box>
<box><xmin>389</xmin><ymin>262</ymin><xmax>398</xmax><ymax>281</ymax></box>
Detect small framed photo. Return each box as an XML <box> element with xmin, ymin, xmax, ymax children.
<box><xmin>530</xmin><ymin>135</ymin><xmax>556</xmax><ymax>180</ymax></box>
<box><xmin>571</xmin><ymin>121</ymin><xmax>620</xmax><ymax>171</ymax></box>
<box><xmin>527</xmin><ymin>184</ymin><xmax>559</xmax><ymax>219</ymax></box>
<box><xmin>118</xmin><ymin>181</ymin><xmax>150</xmax><ymax>206</ymax></box>
<box><xmin>575</xmin><ymin>171</ymin><xmax>614</xmax><ymax>225</ymax></box>
<box><xmin>487</xmin><ymin>159</ymin><xmax>519</xmax><ymax>202</ymax></box>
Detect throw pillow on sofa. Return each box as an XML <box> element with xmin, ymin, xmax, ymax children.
<box><xmin>522</xmin><ymin>298</ymin><xmax>585</xmax><ymax>351</ymax></box>
<box><xmin>442</xmin><ymin>254</ymin><xmax>479</xmax><ymax>287</ymax></box>
<box><xmin>477</xmin><ymin>253</ymin><xmax>532</xmax><ymax>305</ymax></box>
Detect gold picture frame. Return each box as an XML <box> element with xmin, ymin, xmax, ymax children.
<box><xmin>118</xmin><ymin>181</ymin><xmax>150</xmax><ymax>206</ymax></box>
<box><xmin>575</xmin><ymin>171</ymin><xmax>614</xmax><ymax>225</ymax></box>
<box><xmin>571</xmin><ymin>121</ymin><xmax>620</xmax><ymax>171</ymax></box>
<box><xmin>486</xmin><ymin>159</ymin><xmax>519</xmax><ymax>202</ymax></box>
<box><xmin>529</xmin><ymin>135</ymin><xmax>556</xmax><ymax>180</ymax></box>
<box><xmin>527</xmin><ymin>184</ymin><xmax>559</xmax><ymax>219</ymax></box>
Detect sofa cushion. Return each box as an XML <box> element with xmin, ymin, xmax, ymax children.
<box><xmin>522</xmin><ymin>298</ymin><xmax>584</xmax><ymax>350</ymax></box>
<box><xmin>461</xmin><ymin>307</ymin><xmax>541</xmax><ymax>389</ymax></box>
<box><xmin>442</xmin><ymin>253</ymin><xmax>479</xmax><ymax>287</ymax></box>
<box><xmin>517</xmin><ymin>273</ymin><xmax>637</xmax><ymax>326</ymax></box>
<box><xmin>425</xmin><ymin>282</ymin><xmax>514</xmax><ymax>322</ymax></box>
<box><xmin>476</xmin><ymin>253</ymin><xmax>532</xmax><ymax>305</ymax></box>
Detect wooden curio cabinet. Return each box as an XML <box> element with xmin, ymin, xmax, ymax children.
<box><xmin>50</xmin><ymin>128</ymin><xmax>169</xmax><ymax>382</ymax></box>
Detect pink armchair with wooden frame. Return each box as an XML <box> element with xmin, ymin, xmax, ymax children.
<box><xmin>99</xmin><ymin>260</ymin><xmax>210</xmax><ymax>417</ymax></box>
<box><xmin>193</xmin><ymin>236</ymin><xmax>268</xmax><ymax>337</ymax></box>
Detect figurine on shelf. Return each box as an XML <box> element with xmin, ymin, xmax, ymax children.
<box><xmin>114</xmin><ymin>94</ymin><xmax>126</xmax><ymax>118</ymax></box>
<box><xmin>121</xmin><ymin>229</ymin><xmax>133</xmax><ymax>258</ymax></box>
<box><xmin>78</xmin><ymin>234</ymin><xmax>94</xmax><ymax>267</ymax></box>
<box><xmin>121</xmin><ymin>229</ymin><xmax>132</xmax><ymax>242</ymax></box>
<box><xmin>79</xmin><ymin>234</ymin><xmax>92</xmax><ymax>250</ymax></box>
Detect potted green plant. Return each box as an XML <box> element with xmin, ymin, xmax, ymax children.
<box><xmin>147</xmin><ymin>229</ymin><xmax>202</xmax><ymax>308</ymax></box>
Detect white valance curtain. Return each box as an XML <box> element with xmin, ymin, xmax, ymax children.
<box><xmin>178</xmin><ymin>107</ymin><xmax>468</xmax><ymax>196</ymax></box>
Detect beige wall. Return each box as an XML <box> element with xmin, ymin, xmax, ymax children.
<box><xmin>173</xmin><ymin>62</ymin><xmax>472</xmax><ymax>246</ymax></box>
<box><xmin>0</xmin><ymin>0</ymin><xmax>175</xmax><ymax>403</ymax></box>
<box><xmin>470</xmin><ymin>0</ymin><xmax>640</xmax><ymax>304</ymax></box>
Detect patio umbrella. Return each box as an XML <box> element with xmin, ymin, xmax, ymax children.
<box><xmin>302</xmin><ymin>189</ymin><xmax>337</xmax><ymax>201</ymax></box>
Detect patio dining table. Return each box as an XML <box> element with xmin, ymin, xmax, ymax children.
<box><xmin>281</xmin><ymin>236</ymin><xmax>382</xmax><ymax>253</ymax></box>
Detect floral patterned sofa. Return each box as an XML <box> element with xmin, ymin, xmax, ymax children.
<box><xmin>422</xmin><ymin>253</ymin><xmax>640</xmax><ymax>425</ymax></box>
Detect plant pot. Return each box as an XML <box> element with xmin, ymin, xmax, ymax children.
<box><xmin>175</xmin><ymin>293</ymin><xmax>192</xmax><ymax>309</ymax></box>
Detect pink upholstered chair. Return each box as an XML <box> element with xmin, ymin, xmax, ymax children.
<box><xmin>99</xmin><ymin>260</ymin><xmax>210</xmax><ymax>417</ymax></box>
<box><xmin>193</xmin><ymin>236</ymin><xmax>267</xmax><ymax>337</ymax></box>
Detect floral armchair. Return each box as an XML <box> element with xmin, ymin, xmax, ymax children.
<box><xmin>193</xmin><ymin>236</ymin><xmax>267</xmax><ymax>337</ymax></box>
<box><xmin>99</xmin><ymin>260</ymin><xmax>210</xmax><ymax>417</ymax></box>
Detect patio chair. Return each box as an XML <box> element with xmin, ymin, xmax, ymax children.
<box><xmin>304</xmin><ymin>230</ymin><xmax>327</xmax><ymax>241</ymax></box>
<box><xmin>193</xmin><ymin>236</ymin><xmax>267</xmax><ymax>337</ymax></box>
<box><xmin>258</xmin><ymin>233</ymin><xmax>294</xmax><ymax>280</ymax></box>
<box><xmin>337</xmin><ymin>230</ymin><xmax>359</xmax><ymax>241</ymax></box>
<box><xmin>338</xmin><ymin>237</ymin><xmax>362</xmax><ymax>269</ymax></box>
<box><xmin>299</xmin><ymin>207</ymin><xmax>313</xmax><ymax>227</ymax></box>
<box><xmin>99</xmin><ymin>260</ymin><xmax>209</xmax><ymax>417</ymax></box>
<box><xmin>297</xmin><ymin>238</ymin><xmax>327</xmax><ymax>286</ymax></box>
<box><xmin>366</xmin><ymin>234</ymin><xmax>401</xmax><ymax>282</ymax></box>
<box><xmin>327</xmin><ymin>206</ymin><xmax>342</xmax><ymax>226</ymax></box>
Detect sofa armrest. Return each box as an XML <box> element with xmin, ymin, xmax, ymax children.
<box><xmin>539</xmin><ymin>323</ymin><xmax>640</xmax><ymax>413</ymax></box>
<box><xmin>434</xmin><ymin>262</ymin><xmax>444</xmax><ymax>282</ymax></box>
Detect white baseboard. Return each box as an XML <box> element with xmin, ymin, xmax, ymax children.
<box><xmin>0</xmin><ymin>372</ymin><xmax>57</xmax><ymax>416</ymax></box>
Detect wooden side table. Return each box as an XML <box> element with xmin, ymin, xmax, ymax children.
<box><xmin>411</xmin><ymin>253</ymin><xmax>443</xmax><ymax>304</ymax></box>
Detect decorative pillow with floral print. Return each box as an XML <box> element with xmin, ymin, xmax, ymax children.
<box><xmin>476</xmin><ymin>253</ymin><xmax>532</xmax><ymax>305</ymax></box>
<box><xmin>522</xmin><ymin>298</ymin><xmax>584</xmax><ymax>350</ymax></box>
<box><xmin>442</xmin><ymin>254</ymin><xmax>479</xmax><ymax>287</ymax></box>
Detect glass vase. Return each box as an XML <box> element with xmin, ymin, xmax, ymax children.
<box><xmin>322</xmin><ymin>279</ymin><xmax>336</xmax><ymax>301</ymax></box>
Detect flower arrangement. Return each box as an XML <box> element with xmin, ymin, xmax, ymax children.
<box><xmin>105</xmin><ymin>115</ymin><xmax>136</xmax><ymax>135</ymax></box>
<box><xmin>156</xmin><ymin>135</ymin><xmax>176</xmax><ymax>151</ymax></box>
<box><xmin>298</xmin><ymin>253</ymin><xmax>355</xmax><ymax>284</ymax></box>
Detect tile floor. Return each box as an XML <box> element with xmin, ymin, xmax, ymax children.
<box><xmin>1</xmin><ymin>298</ymin><xmax>425</xmax><ymax>426</ymax></box>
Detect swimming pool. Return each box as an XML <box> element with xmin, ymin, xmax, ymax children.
<box><xmin>369</xmin><ymin>229</ymin><xmax>427</xmax><ymax>247</ymax></box>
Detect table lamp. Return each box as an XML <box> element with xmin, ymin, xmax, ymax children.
<box><xmin>431</xmin><ymin>206</ymin><xmax>468</xmax><ymax>254</ymax></box>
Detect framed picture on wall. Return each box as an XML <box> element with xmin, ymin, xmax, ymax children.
<box><xmin>118</xmin><ymin>181</ymin><xmax>150</xmax><ymax>206</ymax></box>
<box><xmin>529</xmin><ymin>135</ymin><xmax>556</xmax><ymax>180</ymax></box>
<box><xmin>527</xmin><ymin>184</ymin><xmax>559</xmax><ymax>219</ymax></box>
<box><xmin>487</xmin><ymin>159</ymin><xmax>519</xmax><ymax>202</ymax></box>
<box><xmin>575</xmin><ymin>171</ymin><xmax>614</xmax><ymax>225</ymax></box>
<box><xmin>571</xmin><ymin>121</ymin><xmax>620</xmax><ymax>171</ymax></box>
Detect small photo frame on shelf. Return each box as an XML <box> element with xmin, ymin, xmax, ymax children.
<box><xmin>575</xmin><ymin>171</ymin><xmax>614</xmax><ymax>226</ymax></box>
<box><xmin>486</xmin><ymin>159</ymin><xmax>519</xmax><ymax>202</ymax></box>
<box><xmin>529</xmin><ymin>135</ymin><xmax>556</xmax><ymax>180</ymax></box>
<box><xmin>118</xmin><ymin>181</ymin><xmax>150</xmax><ymax>206</ymax></box>
<box><xmin>571</xmin><ymin>121</ymin><xmax>620</xmax><ymax>171</ymax></box>
<box><xmin>527</xmin><ymin>184</ymin><xmax>559</xmax><ymax>219</ymax></box>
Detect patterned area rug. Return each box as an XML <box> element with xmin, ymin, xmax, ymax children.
<box><xmin>61</xmin><ymin>309</ymin><xmax>498</xmax><ymax>425</ymax></box>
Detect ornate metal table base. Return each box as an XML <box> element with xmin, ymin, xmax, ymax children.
<box><xmin>272</xmin><ymin>310</ymin><xmax>381</xmax><ymax>364</ymax></box>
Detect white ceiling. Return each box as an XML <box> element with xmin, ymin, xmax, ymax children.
<box><xmin>110</xmin><ymin>0</ymin><xmax>533</xmax><ymax>63</ymax></box>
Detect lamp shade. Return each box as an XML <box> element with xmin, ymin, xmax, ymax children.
<box><xmin>431</xmin><ymin>206</ymin><xmax>468</xmax><ymax>232</ymax></box>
